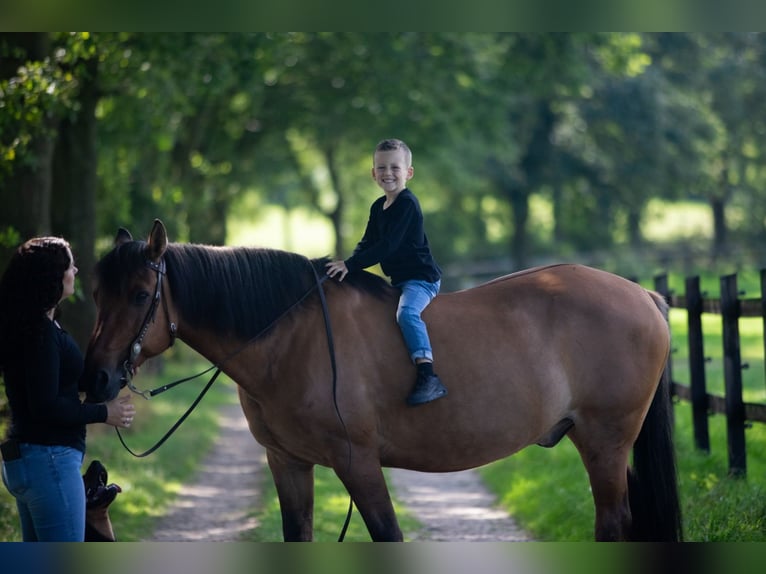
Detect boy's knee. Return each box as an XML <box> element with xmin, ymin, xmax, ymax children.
<box><xmin>396</xmin><ymin>305</ymin><xmax>419</xmax><ymax>324</ymax></box>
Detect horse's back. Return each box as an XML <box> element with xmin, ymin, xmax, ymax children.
<box><xmin>436</xmin><ymin>264</ymin><xmax>667</xmax><ymax>346</ymax></box>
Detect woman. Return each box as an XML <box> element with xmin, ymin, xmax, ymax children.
<box><xmin>0</xmin><ymin>236</ymin><xmax>135</xmax><ymax>541</ymax></box>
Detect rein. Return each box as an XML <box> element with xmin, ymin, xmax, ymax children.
<box><xmin>116</xmin><ymin>256</ymin><xmax>355</xmax><ymax>540</ymax></box>
<box><xmin>309</xmin><ymin>265</ymin><xmax>355</xmax><ymax>542</ymax></box>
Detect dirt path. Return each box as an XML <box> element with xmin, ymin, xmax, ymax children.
<box><xmin>149</xmin><ymin>403</ymin><xmax>266</xmax><ymax>541</ymax></box>
<box><xmin>388</xmin><ymin>468</ymin><xmax>533</xmax><ymax>541</ymax></box>
<box><xmin>150</xmin><ymin>402</ymin><xmax>533</xmax><ymax>542</ymax></box>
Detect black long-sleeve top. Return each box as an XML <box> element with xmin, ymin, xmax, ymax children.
<box><xmin>3</xmin><ymin>319</ymin><xmax>107</xmax><ymax>453</ymax></box>
<box><xmin>344</xmin><ymin>188</ymin><xmax>441</xmax><ymax>285</ymax></box>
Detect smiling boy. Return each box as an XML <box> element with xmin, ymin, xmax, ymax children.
<box><xmin>326</xmin><ymin>138</ymin><xmax>447</xmax><ymax>406</ymax></box>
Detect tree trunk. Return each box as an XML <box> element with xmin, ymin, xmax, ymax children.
<box><xmin>552</xmin><ymin>181</ymin><xmax>564</xmax><ymax>244</ymax></box>
<box><xmin>710</xmin><ymin>165</ymin><xmax>729</xmax><ymax>260</ymax></box>
<box><xmin>51</xmin><ymin>57</ymin><xmax>99</xmax><ymax>349</ymax></box>
<box><xmin>507</xmin><ymin>99</ymin><xmax>556</xmax><ymax>270</ymax></box>
<box><xmin>711</xmin><ymin>196</ymin><xmax>727</xmax><ymax>259</ymax></box>
<box><xmin>627</xmin><ymin>208</ymin><xmax>643</xmax><ymax>247</ymax></box>
<box><xmin>509</xmin><ymin>188</ymin><xmax>530</xmax><ymax>270</ymax></box>
<box><xmin>0</xmin><ymin>33</ymin><xmax>54</xmax><ymax>269</ymax></box>
<box><xmin>324</xmin><ymin>146</ymin><xmax>345</xmax><ymax>258</ymax></box>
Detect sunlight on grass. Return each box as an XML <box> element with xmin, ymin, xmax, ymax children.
<box><xmin>669</xmin><ymin>309</ymin><xmax>766</xmax><ymax>402</ymax></box>
<box><xmin>643</xmin><ymin>199</ymin><xmax>713</xmax><ymax>241</ymax></box>
<box><xmin>227</xmin><ymin>205</ymin><xmax>333</xmax><ymax>256</ymax></box>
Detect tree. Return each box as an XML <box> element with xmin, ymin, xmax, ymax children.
<box><xmin>0</xmin><ymin>33</ymin><xmax>57</xmax><ymax>266</ymax></box>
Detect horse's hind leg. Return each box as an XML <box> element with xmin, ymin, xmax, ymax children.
<box><xmin>569</xmin><ymin>433</ymin><xmax>632</xmax><ymax>541</ymax></box>
<box><xmin>266</xmin><ymin>449</ymin><xmax>315</xmax><ymax>541</ymax></box>
<box><xmin>333</xmin><ymin>456</ymin><xmax>403</xmax><ymax>541</ymax></box>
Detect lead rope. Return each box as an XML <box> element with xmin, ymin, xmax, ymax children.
<box><xmin>310</xmin><ymin>266</ymin><xmax>355</xmax><ymax>542</ymax></box>
<box><xmin>116</xmin><ymin>368</ymin><xmax>222</xmax><ymax>458</ymax></box>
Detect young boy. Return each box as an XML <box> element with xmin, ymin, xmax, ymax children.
<box><xmin>326</xmin><ymin>138</ymin><xmax>447</xmax><ymax>406</ymax></box>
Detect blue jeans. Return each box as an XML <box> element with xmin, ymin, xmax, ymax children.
<box><xmin>2</xmin><ymin>443</ymin><xmax>85</xmax><ymax>541</ymax></box>
<box><xmin>394</xmin><ymin>279</ymin><xmax>441</xmax><ymax>363</ymax></box>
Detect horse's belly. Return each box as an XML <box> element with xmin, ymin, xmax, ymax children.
<box><xmin>379</xmin><ymin>415</ymin><xmax>550</xmax><ymax>473</ymax></box>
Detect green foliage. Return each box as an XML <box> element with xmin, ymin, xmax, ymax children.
<box><xmin>6</xmin><ymin>33</ymin><xmax>766</xmax><ymax>269</ymax></box>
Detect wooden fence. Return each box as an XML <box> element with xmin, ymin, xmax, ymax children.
<box><xmin>653</xmin><ymin>271</ymin><xmax>766</xmax><ymax>477</ymax></box>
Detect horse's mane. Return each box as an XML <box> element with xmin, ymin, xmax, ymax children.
<box><xmin>96</xmin><ymin>240</ymin><xmax>396</xmax><ymax>339</ymax></box>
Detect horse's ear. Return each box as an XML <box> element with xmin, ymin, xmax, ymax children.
<box><xmin>115</xmin><ymin>228</ymin><xmax>132</xmax><ymax>246</ymax></box>
<box><xmin>146</xmin><ymin>219</ymin><xmax>168</xmax><ymax>262</ymax></box>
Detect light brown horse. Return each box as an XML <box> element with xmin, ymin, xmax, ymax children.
<box><xmin>83</xmin><ymin>219</ymin><xmax>682</xmax><ymax>541</ymax></box>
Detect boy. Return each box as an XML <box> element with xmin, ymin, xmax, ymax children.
<box><xmin>326</xmin><ymin>138</ymin><xmax>447</xmax><ymax>406</ymax></box>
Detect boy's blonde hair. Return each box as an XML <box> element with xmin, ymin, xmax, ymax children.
<box><xmin>375</xmin><ymin>138</ymin><xmax>412</xmax><ymax>166</ymax></box>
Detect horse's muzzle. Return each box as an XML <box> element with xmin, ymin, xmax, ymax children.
<box><xmin>85</xmin><ymin>369</ymin><xmax>123</xmax><ymax>403</ymax></box>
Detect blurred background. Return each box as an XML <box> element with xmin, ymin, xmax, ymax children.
<box><xmin>2</xmin><ymin>32</ymin><xmax>766</xmax><ymax>346</ymax></box>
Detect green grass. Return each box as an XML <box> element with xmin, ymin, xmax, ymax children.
<box><xmin>241</xmin><ymin>466</ymin><xmax>420</xmax><ymax>542</ymax></box>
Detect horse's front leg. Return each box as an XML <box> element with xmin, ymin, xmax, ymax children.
<box><xmin>266</xmin><ymin>449</ymin><xmax>315</xmax><ymax>541</ymax></box>
<box><xmin>334</xmin><ymin>455</ymin><xmax>403</xmax><ymax>541</ymax></box>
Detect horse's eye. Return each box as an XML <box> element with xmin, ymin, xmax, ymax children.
<box><xmin>134</xmin><ymin>291</ymin><xmax>151</xmax><ymax>306</ymax></box>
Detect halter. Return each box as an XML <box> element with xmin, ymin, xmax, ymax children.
<box><xmin>121</xmin><ymin>258</ymin><xmax>177</xmax><ymax>399</ymax></box>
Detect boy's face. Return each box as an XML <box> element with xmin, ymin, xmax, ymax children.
<box><xmin>372</xmin><ymin>149</ymin><xmax>413</xmax><ymax>194</ymax></box>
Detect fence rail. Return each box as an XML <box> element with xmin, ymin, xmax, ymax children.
<box><xmin>654</xmin><ymin>270</ymin><xmax>766</xmax><ymax>477</ymax></box>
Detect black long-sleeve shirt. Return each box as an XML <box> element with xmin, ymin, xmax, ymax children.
<box><xmin>3</xmin><ymin>319</ymin><xmax>107</xmax><ymax>453</ymax></box>
<box><xmin>345</xmin><ymin>188</ymin><xmax>441</xmax><ymax>285</ymax></box>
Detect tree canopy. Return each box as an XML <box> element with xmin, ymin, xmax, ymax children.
<box><xmin>3</xmin><ymin>32</ymin><xmax>766</xmax><ymax>344</ymax></box>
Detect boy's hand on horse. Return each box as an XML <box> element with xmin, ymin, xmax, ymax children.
<box><xmin>326</xmin><ymin>260</ymin><xmax>349</xmax><ymax>281</ymax></box>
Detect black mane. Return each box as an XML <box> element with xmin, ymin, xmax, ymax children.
<box><xmin>96</xmin><ymin>241</ymin><xmax>397</xmax><ymax>340</ymax></box>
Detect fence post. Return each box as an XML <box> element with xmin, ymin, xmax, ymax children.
<box><xmin>720</xmin><ymin>273</ymin><xmax>747</xmax><ymax>477</ymax></box>
<box><xmin>761</xmin><ymin>269</ymin><xmax>766</xmax><ymax>391</ymax></box>
<box><xmin>685</xmin><ymin>276</ymin><xmax>710</xmax><ymax>453</ymax></box>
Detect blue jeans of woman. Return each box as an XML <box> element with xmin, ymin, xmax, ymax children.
<box><xmin>394</xmin><ymin>279</ymin><xmax>441</xmax><ymax>363</ymax></box>
<box><xmin>1</xmin><ymin>443</ymin><xmax>85</xmax><ymax>541</ymax></box>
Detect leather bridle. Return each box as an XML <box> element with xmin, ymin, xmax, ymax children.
<box><xmin>121</xmin><ymin>258</ymin><xmax>177</xmax><ymax>399</ymax></box>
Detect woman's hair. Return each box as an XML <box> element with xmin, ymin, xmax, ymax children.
<box><xmin>0</xmin><ymin>236</ymin><xmax>72</xmax><ymax>370</ymax></box>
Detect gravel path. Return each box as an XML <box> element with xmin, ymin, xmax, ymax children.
<box><xmin>150</xmin><ymin>401</ymin><xmax>533</xmax><ymax>542</ymax></box>
<box><xmin>388</xmin><ymin>468</ymin><xmax>533</xmax><ymax>541</ymax></box>
<box><xmin>149</xmin><ymin>403</ymin><xmax>266</xmax><ymax>541</ymax></box>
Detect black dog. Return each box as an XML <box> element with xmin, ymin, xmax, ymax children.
<box><xmin>83</xmin><ymin>460</ymin><xmax>121</xmax><ymax>541</ymax></box>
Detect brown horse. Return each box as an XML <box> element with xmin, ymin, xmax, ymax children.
<box><xmin>83</xmin><ymin>219</ymin><xmax>682</xmax><ymax>541</ymax></box>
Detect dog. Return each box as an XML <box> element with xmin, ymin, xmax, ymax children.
<box><xmin>83</xmin><ymin>460</ymin><xmax>121</xmax><ymax>541</ymax></box>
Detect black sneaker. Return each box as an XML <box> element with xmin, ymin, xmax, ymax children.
<box><xmin>406</xmin><ymin>374</ymin><xmax>448</xmax><ymax>406</ymax></box>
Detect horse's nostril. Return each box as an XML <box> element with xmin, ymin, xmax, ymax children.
<box><xmin>86</xmin><ymin>369</ymin><xmax>118</xmax><ymax>403</ymax></box>
<box><xmin>96</xmin><ymin>369</ymin><xmax>110</xmax><ymax>388</ymax></box>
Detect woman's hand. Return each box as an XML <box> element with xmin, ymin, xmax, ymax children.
<box><xmin>105</xmin><ymin>394</ymin><xmax>136</xmax><ymax>428</ymax></box>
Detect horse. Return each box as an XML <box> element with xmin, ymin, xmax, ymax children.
<box><xmin>82</xmin><ymin>219</ymin><xmax>682</xmax><ymax>542</ymax></box>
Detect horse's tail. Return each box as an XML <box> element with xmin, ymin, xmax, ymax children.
<box><xmin>627</xmin><ymin>290</ymin><xmax>683</xmax><ymax>541</ymax></box>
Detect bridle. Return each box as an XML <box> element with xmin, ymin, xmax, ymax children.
<box><xmin>121</xmin><ymin>258</ymin><xmax>177</xmax><ymax>399</ymax></box>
